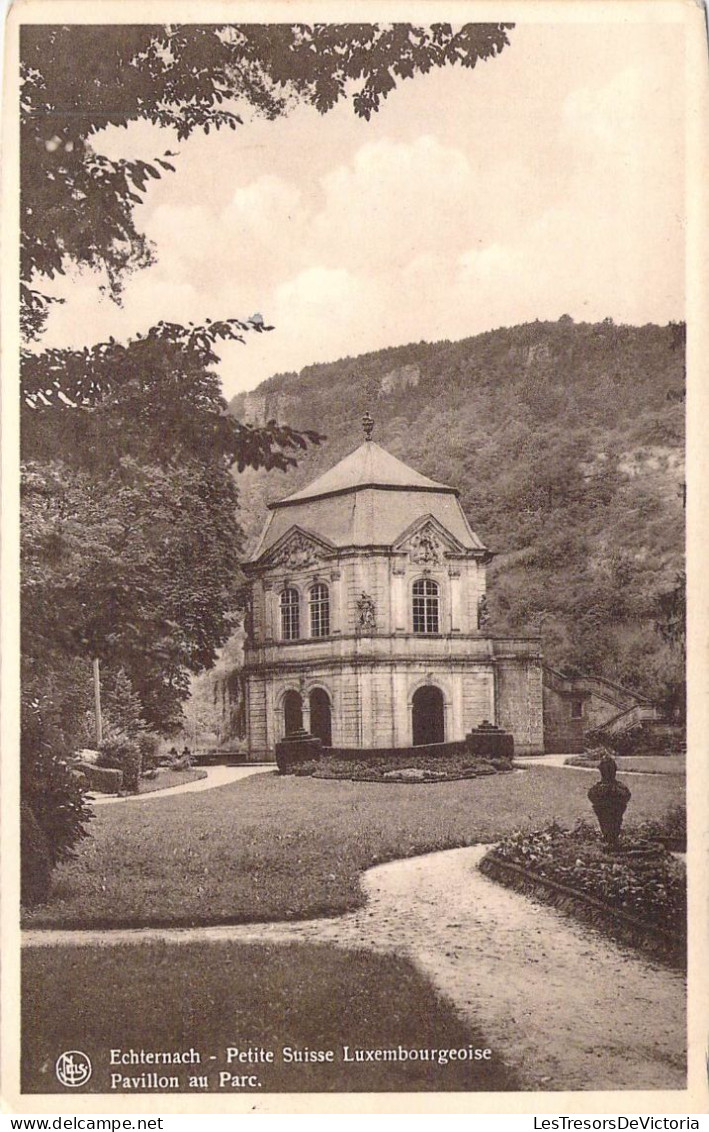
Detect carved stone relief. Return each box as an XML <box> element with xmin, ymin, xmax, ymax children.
<box><xmin>408</xmin><ymin>525</ymin><xmax>444</xmax><ymax>566</ymax></box>
<box><xmin>268</xmin><ymin>532</ymin><xmax>322</xmax><ymax>571</ymax></box>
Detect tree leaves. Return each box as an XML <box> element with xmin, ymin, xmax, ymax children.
<box><xmin>18</xmin><ymin>19</ymin><xmax>512</xmax><ymax>744</ymax></box>
<box><xmin>22</xmin><ymin>456</ymin><xmax>247</xmax><ymax>730</ymax></box>
<box><xmin>20</xmin><ymin>313</ymin><xmax>324</xmax><ymax>733</ymax></box>
<box><xmin>21</xmin><ymin>22</ymin><xmax>513</xmax><ymax>333</ymax></box>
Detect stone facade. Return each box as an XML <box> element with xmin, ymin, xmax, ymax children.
<box><xmin>541</xmin><ymin>667</ymin><xmax>654</xmax><ymax>752</ymax></box>
<box><xmin>243</xmin><ymin>426</ymin><xmax>544</xmax><ymax>759</ymax></box>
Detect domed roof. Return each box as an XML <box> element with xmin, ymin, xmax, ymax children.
<box><xmin>276</xmin><ymin>441</ymin><xmax>454</xmax><ymax>503</ymax></box>
<box><xmin>249</xmin><ymin>434</ymin><xmax>487</xmax><ymax>562</ymax></box>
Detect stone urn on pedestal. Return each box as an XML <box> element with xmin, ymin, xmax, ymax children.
<box><xmin>587</xmin><ymin>753</ymin><xmax>631</xmax><ymax>850</ymax></box>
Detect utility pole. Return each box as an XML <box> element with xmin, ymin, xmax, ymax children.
<box><xmin>93</xmin><ymin>657</ymin><xmax>103</xmax><ymax>746</ymax></box>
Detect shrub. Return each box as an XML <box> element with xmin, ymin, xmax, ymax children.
<box><xmin>586</xmin><ymin>723</ymin><xmax>685</xmax><ymax>759</ymax></box>
<box><xmin>631</xmin><ymin>804</ymin><xmax>686</xmax><ymax>851</ymax></box>
<box><xmin>121</xmin><ymin>744</ymin><xmax>142</xmax><ymax>793</ymax></box>
<box><xmin>98</xmin><ymin>731</ymin><xmax>142</xmax><ymax>793</ymax></box>
<box><xmin>75</xmin><ymin>762</ymin><xmax>124</xmax><ymax>794</ymax></box>
<box><xmin>20</xmin><ymin>803</ymin><xmax>53</xmax><ymax>907</ymax></box>
<box><xmin>137</xmin><ymin>731</ymin><xmax>160</xmax><ymax>771</ymax></box>
<box><xmin>21</xmin><ymin>695</ymin><xmax>93</xmax><ymax>870</ymax></box>
<box><xmin>101</xmin><ymin>668</ymin><xmax>147</xmax><ymax>737</ymax></box>
<box><xmin>98</xmin><ymin>731</ymin><xmax>128</xmax><ymax>769</ymax></box>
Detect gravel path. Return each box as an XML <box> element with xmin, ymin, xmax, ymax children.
<box><xmin>90</xmin><ymin>764</ymin><xmax>274</xmax><ymax>805</ymax></box>
<box><xmin>23</xmin><ymin>845</ymin><xmax>685</xmax><ymax>1091</ymax></box>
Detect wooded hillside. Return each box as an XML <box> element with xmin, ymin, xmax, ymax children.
<box><xmin>229</xmin><ymin>317</ymin><xmax>685</xmax><ymax>701</ymax></box>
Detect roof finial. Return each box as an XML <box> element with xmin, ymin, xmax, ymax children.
<box><xmin>362</xmin><ymin>411</ymin><xmax>374</xmax><ymax>442</ymax></box>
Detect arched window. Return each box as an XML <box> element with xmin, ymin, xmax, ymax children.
<box><xmin>309</xmin><ymin>583</ymin><xmax>330</xmax><ymax>638</ymax></box>
<box><xmin>412</xmin><ymin>578</ymin><xmax>440</xmax><ymax>634</ymax></box>
<box><xmin>280</xmin><ymin>587</ymin><xmax>300</xmax><ymax>640</ymax></box>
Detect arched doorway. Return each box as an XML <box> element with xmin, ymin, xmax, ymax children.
<box><xmin>412</xmin><ymin>685</ymin><xmax>445</xmax><ymax>746</ymax></box>
<box><xmin>283</xmin><ymin>690</ymin><xmax>303</xmax><ymax>736</ymax></box>
<box><xmin>309</xmin><ymin>688</ymin><xmax>332</xmax><ymax>747</ymax></box>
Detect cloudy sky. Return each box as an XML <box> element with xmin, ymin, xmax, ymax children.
<box><xmin>38</xmin><ymin>20</ymin><xmax>685</xmax><ymax>400</ymax></box>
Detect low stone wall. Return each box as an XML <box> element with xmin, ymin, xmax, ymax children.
<box><xmin>478</xmin><ymin>852</ymin><xmax>685</xmax><ymax>970</ymax></box>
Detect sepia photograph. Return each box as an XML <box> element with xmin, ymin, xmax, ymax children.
<box><xmin>3</xmin><ymin>0</ymin><xmax>707</xmax><ymax>1114</ymax></box>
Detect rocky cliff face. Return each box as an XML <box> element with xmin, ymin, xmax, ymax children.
<box><xmin>233</xmin><ymin>364</ymin><xmax>421</xmax><ymax>424</ymax></box>
<box><xmin>380</xmin><ymin>363</ymin><xmax>420</xmax><ymax>395</ymax></box>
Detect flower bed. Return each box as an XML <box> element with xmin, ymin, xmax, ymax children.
<box><xmin>479</xmin><ymin>820</ymin><xmax>686</xmax><ymax>968</ymax></box>
<box><xmin>289</xmin><ymin>752</ymin><xmax>514</xmax><ymax>783</ymax></box>
<box><xmin>631</xmin><ymin>804</ymin><xmax>686</xmax><ymax>852</ymax></box>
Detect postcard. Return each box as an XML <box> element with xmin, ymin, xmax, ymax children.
<box><xmin>2</xmin><ymin>0</ymin><xmax>707</xmax><ymax>1116</ymax></box>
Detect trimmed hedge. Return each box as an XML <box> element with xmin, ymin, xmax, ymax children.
<box><xmin>98</xmin><ymin>732</ymin><xmax>142</xmax><ymax>792</ymax></box>
<box><xmin>325</xmin><ymin>740</ymin><xmax>468</xmax><ymax>761</ymax></box>
<box><xmin>76</xmin><ymin>762</ymin><xmax>123</xmax><ymax>794</ymax></box>
<box><xmin>275</xmin><ymin>733</ymin><xmax>322</xmax><ymax>773</ymax></box>
<box><xmin>466</xmin><ymin>724</ymin><xmax>515</xmax><ymax>761</ymax></box>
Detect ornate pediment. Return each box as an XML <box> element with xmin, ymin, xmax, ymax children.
<box><xmin>260</xmin><ymin>527</ymin><xmax>335</xmax><ymax>572</ymax></box>
<box><xmin>393</xmin><ymin>515</ymin><xmax>467</xmax><ymax>564</ymax></box>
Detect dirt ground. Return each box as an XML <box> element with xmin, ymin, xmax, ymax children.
<box><xmin>25</xmin><ymin>845</ymin><xmax>686</xmax><ymax>1092</ymax></box>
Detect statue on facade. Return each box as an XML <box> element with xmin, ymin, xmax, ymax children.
<box><xmin>356</xmin><ymin>592</ymin><xmax>377</xmax><ymax>632</ymax></box>
<box><xmin>477</xmin><ymin>593</ymin><xmax>489</xmax><ymax>629</ymax></box>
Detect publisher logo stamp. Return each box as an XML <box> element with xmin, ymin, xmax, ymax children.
<box><xmin>55</xmin><ymin>1050</ymin><xmax>92</xmax><ymax>1088</ymax></box>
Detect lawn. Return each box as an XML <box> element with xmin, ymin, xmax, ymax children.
<box><xmin>22</xmin><ymin>941</ymin><xmax>517</xmax><ymax>1093</ymax></box>
<box><xmin>616</xmin><ymin>755</ymin><xmax>685</xmax><ymax>775</ymax></box>
<box><xmin>23</xmin><ymin>766</ymin><xmax>684</xmax><ymax>929</ymax></box>
<box><xmin>136</xmin><ymin>767</ymin><xmax>207</xmax><ymax>794</ymax></box>
<box><xmin>565</xmin><ymin>754</ymin><xmax>685</xmax><ymax>776</ymax></box>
